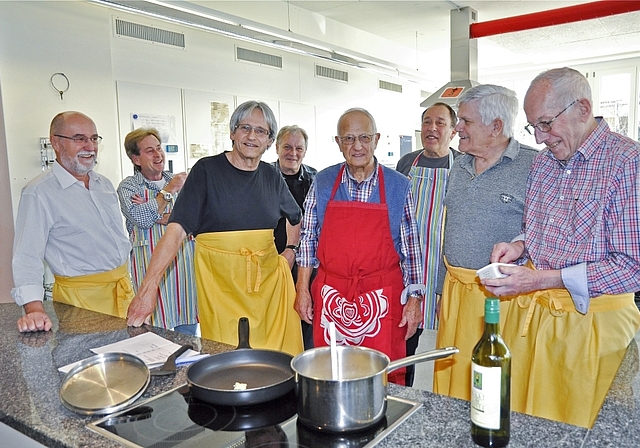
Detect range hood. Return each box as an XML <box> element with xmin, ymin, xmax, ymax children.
<box><xmin>421</xmin><ymin>7</ymin><xmax>479</xmax><ymax>109</ymax></box>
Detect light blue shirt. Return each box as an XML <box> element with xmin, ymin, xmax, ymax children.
<box><xmin>12</xmin><ymin>162</ymin><xmax>131</xmax><ymax>306</ymax></box>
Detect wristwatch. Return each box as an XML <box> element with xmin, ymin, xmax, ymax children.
<box><xmin>159</xmin><ymin>189</ymin><xmax>173</xmax><ymax>202</ymax></box>
<box><xmin>285</xmin><ymin>244</ymin><xmax>299</xmax><ymax>254</ymax></box>
<box><xmin>408</xmin><ymin>291</ymin><xmax>424</xmax><ymax>302</ymax></box>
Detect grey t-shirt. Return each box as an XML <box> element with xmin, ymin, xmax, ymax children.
<box><xmin>437</xmin><ymin>139</ymin><xmax>538</xmax><ymax>291</ymax></box>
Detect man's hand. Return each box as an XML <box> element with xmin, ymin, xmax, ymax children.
<box><xmin>490</xmin><ymin>241</ymin><xmax>524</xmax><ymax>264</ymax></box>
<box><xmin>131</xmin><ymin>194</ymin><xmax>145</xmax><ymax>205</ymax></box>
<box><xmin>399</xmin><ymin>296</ymin><xmax>422</xmax><ymax>340</ymax></box>
<box><xmin>126</xmin><ymin>286</ymin><xmax>156</xmax><ymax>327</ymax></box>
<box><xmin>17</xmin><ymin>301</ymin><xmax>52</xmax><ymax>332</ymax></box>
<box><xmin>157</xmin><ymin>213</ymin><xmax>171</xmax><ymax>226</ymax></box>
<box><xmin>481</xmin><ymin>265</ymin><xmax>563</xmax><ymax>297</ymax></box>
<box><xmin>294</xmin><ymin>288</ymin><xmax>313</xmax><ymax>324</ymax></box>
<box><xmin>164</xmin><ymin>172</ymin><xmax>187</xmax><ymax>194</ymax></box>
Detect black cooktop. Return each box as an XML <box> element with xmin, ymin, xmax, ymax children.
<box><xmin>88</xmin><ymin>384</ymin><xmax>422</xmax><ymax>448</ymax></box>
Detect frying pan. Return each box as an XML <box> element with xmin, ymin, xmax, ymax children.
<box><xmin>186</xmin><ymin>317</ymin><xmax>294</xmax><ymax>406</ymax></box>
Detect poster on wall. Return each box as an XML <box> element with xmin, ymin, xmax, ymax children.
<box><xmin>187</xmin><ymin>101</ymin><xmax>232</xmax><ymax>168</ymax></box>
<box><xmin>130</xmin><ymin>113</ymin><xmax>179</xmax><ymax>150</ymax></box>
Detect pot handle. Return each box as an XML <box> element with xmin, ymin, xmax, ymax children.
<box><xmin>387</xmin><ymin>346</ymin><xmax>459</xmax><ymax>373</ymax></box>
<box><xmin>236</xmin><ymin>317</ymin><xmax>252</xmax><ymax>350</ymax></box>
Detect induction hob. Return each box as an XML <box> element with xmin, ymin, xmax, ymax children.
<box><xmin>88</xmin><ymin>384</ymin><xmax>422</xmax><ymax>448</ymax></box>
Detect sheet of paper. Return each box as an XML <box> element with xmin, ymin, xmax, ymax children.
<box><xmin>58</xmin><ymin>332</ymin><xmax>207</xmax><ymax>374</ymax></box>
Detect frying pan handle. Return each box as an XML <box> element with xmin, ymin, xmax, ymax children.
<box><xmin>237</xmin><ymin>317</ymin><xmax>252</xmax><ymax>349</ymax></box>
<box><xmin>387</xmin><ymin>346</ymin><xmax>459</xmax><ymax>373</ymax></box>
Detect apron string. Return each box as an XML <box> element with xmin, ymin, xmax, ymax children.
<box><xmin>517</xmin><ymin>291</ymin><xmax>565</xmax><ymax>337</ymax></box>
<box><xmin>206</xmin><ymin>245</ymin><xmax>269</xmax><ymax>293</ymax></box>
<box><xmin>322</xmin><ymin>263</ymin><xmax>398</xmax><ymax>301</ymax></box>
<box><xmin>239</xmin><ymin>248</ymin><xmax>269</xmax><ymax>292</ymax></box>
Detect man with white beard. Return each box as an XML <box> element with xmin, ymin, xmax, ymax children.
<box><xmin>12</xmin><ymin>111</ymin><xmax>132</xmax><ymax>332</ymax></box>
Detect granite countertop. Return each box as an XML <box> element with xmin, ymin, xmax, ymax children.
<box><xmin>1</xmin><ymin>301</ymin><xmax>639</xmax><ymax>447</ymax></box>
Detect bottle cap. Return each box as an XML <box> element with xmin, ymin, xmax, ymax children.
<box><xmin>485</xmin><ymin>297</ymin><xmax>500</xmax><ymax>324</ymax></box>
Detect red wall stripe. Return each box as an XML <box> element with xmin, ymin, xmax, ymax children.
<box><xmin>470</xmin><ymin>1</ymin><xmax>640</xmax><ymax>39</ymax></box>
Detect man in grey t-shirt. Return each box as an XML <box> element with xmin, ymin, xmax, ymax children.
<box><xmin>433</xmin><ymin>84</ymin><xmax>538</xmax><ymax>401</ymax></box>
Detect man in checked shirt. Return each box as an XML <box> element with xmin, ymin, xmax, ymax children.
<box><xmin>483</xmin><ymin>67</ymin><xmax>640</xmax><ymax>429</ymax></box>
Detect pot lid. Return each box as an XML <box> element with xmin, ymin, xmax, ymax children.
<box><xmin>60</xmin><ymin>352</ymin><xmax>150</xmax><ymax>415</ymax></box>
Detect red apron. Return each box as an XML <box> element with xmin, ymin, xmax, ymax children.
<box><xmin>312</xmin><ymin>165</ymin><xmax>406</xmax><ymax>385</ymax></box>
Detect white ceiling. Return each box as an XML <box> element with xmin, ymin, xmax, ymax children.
<box><xmin>198</xmin><ymin>1</ymin><xmax>640</xmax><ymax>84</ymax></box>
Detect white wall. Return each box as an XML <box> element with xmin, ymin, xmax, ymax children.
<box><xmin>0</xmin><ymin>1</ymin><xmax>122</xmax><ymax>220</ymax></box>
<box><xmin>0</xmin><ymin>1</ymin><xmax>424</xmax><ymax>225</ymax></box>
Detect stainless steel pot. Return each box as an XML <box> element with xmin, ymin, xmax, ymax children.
<box><xmin>291</xmin><ymin>345</ymin><xmax>458</xmax><ymax>432</ymax></box>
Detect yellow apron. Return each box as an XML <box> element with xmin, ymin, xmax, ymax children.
<box><xmin>53</xmin><ymin>263</ymin><xmax>134</xmax><ymax>318</ymax></box>
<box><xmin>433</xmin><ymin>258</ymin><xmax>511</xmax><ymax>400</ymax></box>
<box><xmin>503</xmin><ymin>287</ymin><xmax>640</xmax><ymax>428</ymax></box>
<box><xmin>195</xmin><ymin>229</ymin><xmax>303</xmax><ymax>356</ymax></box>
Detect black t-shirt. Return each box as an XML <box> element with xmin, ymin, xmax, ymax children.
<box><xmin>170</xmin><ymin>153</ymin><xmax>302</xmax><ymax>236</ymax></box>
<box><xmin>395</xmin><ymin>148</ymin><xmax>459</xmax><ymax>175</ymax></box>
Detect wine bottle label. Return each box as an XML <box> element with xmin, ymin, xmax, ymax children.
<box><xmin>470</xmin><ymin>362</ymin><xmax>502</xmax><ymax>430</ymax></box>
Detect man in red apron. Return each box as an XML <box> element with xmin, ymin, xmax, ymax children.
<box><xmin>295</xmin><ymin>108</ymin><xmax>424</xmax><ymax>385</ymax></box>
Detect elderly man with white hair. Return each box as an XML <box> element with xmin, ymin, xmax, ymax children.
<box><xmin>433</xmin><ymin>84</ymin><xmax>538</xmax><ymax>401</ymax></box>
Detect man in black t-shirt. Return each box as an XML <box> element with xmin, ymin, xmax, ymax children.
<box><xmin>272</xmin><ymin>125</ymin><xmax>317</xmax><ymax>349</ymax></box>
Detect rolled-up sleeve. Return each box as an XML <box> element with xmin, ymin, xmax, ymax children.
<box><xmin>297</xmin><ymin>182</ymin><xmax>320</xmax><ymax>268</ymax></box>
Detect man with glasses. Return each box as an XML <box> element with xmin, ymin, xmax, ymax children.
<box><xmin>272</xmin><ymin>125</ymin><xmax>317</xmax><ymax>349</ymax></box>
<box><xmin>127</xmin><ymin>101</ymin><xmax>304</xmax><ymax>356</ymax></box>
<box><xmin>12</xmin><ymin>111</ymin><xmax>133</xmax><ymax>332</ymax></box>
<box><xmin>396</xmin><ymin>102</ymin><xmax>459</xmax><ymax>386</ymax></box>
<box><xmin>295</xmin><ymin>108</ymin><xmax>424</xmax><ymax>385</ymax></box>
<box><xmin>483</xmin><ymin>67</ymin><xmax>640</xmax><ymax>428</ymax></box>
<box><xmin>433</xmin><ymin>84</ymin><xmax>537</xmax><ymax>401</ymax></box>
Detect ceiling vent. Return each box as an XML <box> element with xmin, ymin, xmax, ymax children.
<box><xmin>114</xmin><ymin>18</ymin><xmax>185</xmax><ymax>48</ymax></box>
<box><xmin>236</xmin><ymin>47</ymin><xmax>282</xmax><ymax>68</ymax></box>
<box><xmin>379</xmin><ymin>80</ymin><xmax>402</xmax><ymax>93</ymax></box>
<box><xmin>315</xmin><ymin>64</ymin><xmax>348</xmax><ymax>82</ymax></box>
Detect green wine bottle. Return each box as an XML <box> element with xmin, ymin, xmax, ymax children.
<box><xmin>471</xmin><ymin>297</ymin><xmax>511</xmax><ymax>447</ymax></box>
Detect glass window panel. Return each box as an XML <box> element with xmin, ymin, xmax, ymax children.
<box><xmin>599</xmin><ymin>72</ymin><xmax>630</xmax><ymax>136</ymax></box>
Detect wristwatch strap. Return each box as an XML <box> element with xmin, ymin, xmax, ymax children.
<box><xmin>159</xmin><ymin>189</ymin><xmax>173</xmax><ymax>202</ymax></box>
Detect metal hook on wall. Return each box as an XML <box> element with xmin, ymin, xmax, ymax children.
<box><xmin>50</xmin><ymin>73</ymin><xmax>70</xmax><ymax>100</ymax></box>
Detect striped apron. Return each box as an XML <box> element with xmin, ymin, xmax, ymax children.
<box><xmin>129</xmin><ymin>189</ymin><xmax>198</xmax><ymax>329</ymax></box>
<box><xmin>407</xmin><ymin>151</ymin><xmax>453</xmax><ymax>330</ymax></box>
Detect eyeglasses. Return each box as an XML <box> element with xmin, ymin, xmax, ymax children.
<box><xmin>234</xmin><ymin>124</ymin><xmax>271</xmax><ymax>138</ymax></box>
<box><xmin>525</xmin><ymin>100</ymin><xmax>578</xmax><ymax>135</ymax></box>
<box><xmin>54</xmin><ymin>134</ymin><xmax>103</xmax><ymax>144</ymax></box>
<box><xmin>337</xmin><ymin>134</ymin><xmax>376</xmax><ymax>145</ymax></box>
